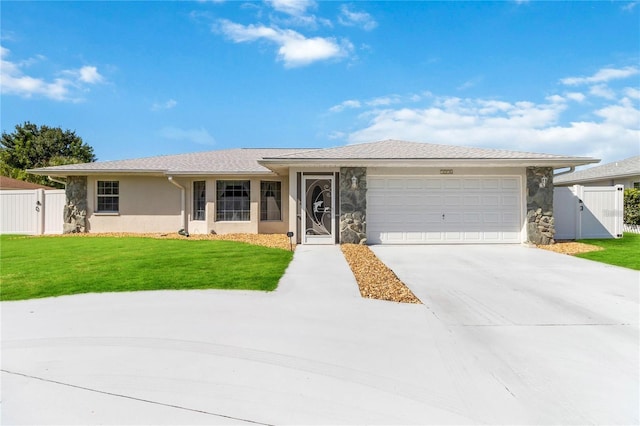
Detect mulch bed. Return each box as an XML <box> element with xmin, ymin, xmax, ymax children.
<box><xmin>43</xmin><ymin>232</ymin><xmax>295</xmax><ymax>251</ymax></box>
<box><xmin>341</xmin><ymin>244</ymin><xmax>422</xmax><ymax>304</ymax></box>
<box><xmin>536</xmin><ymin>241</ymin><xmax>603</xmax><ymax>255</ymax></box>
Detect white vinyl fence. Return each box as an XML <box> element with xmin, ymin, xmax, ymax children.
<box><xmin>554</xmin><ymin>185</ymin><xmax>624</xmax><ymax>240</ymax></box>
<box><xmin>0</xmin><ymin>189</ymin><xmax>65</xmax><ymax>235</ymax></box>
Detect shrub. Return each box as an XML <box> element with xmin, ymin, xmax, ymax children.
<box><xmin>624</xmin><ymin>188</ymin><xmax>640</xmax><ymax>225</ymax></box>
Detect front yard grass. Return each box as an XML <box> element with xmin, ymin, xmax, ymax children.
<box><xmin>0</xmin><ymin>235</ymin><xmax>293</xmax><ymax>301</ymax></box>
<box><xmin>575</xmin><ymin>233</ymin><xmax>640</xmax><ymax>270</ymax></box>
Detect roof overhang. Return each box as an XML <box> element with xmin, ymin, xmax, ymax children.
<box><xmin>258</xmin><ymin>157</ymin><xmax>600</xmax><ymax>174</ymax></box>
<box><xmin>27</xmin><ymin>169</ymin><xmax>278</xmax><ymax>178</ymax></box>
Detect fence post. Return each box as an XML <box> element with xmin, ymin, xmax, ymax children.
<box><xmin>36</xmin><ymin>188</ymin><xmax>45</xmax><ymax>235</ymax></box>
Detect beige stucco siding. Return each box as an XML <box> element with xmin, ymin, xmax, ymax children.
<box><xmin>87</xmin><ymin>176</ymin><xmax>182</xmax><ymax>233</ymax></box>
<box><xmin>87</xmin><ymin>175</ymin><xmax>290</xmax><ymax>235</ymax></box>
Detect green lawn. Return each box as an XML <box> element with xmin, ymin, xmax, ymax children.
<box><xmin>575</xmin><ymin>233</ymin><xmax>640</xmax><ymax>270</ymax></box>
<box><xmin>0</xmin><ymin>235</ymin><xmax>293</xmax><ymax>301</ymax></box>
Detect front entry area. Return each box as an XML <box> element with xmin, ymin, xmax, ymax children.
<box><xmin>302</xmin><ymin>175</ymin><xmax>335</xmax><ymax>244</ymax></box>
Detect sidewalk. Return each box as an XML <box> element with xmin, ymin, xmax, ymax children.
<box><xmin>275</xmin><ymin>245</ymin><xmax>362</xmax><ymax>301</ymax></box>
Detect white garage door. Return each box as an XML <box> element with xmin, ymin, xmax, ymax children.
<box><xmin>367</xmin><ymin>176</ymin><xmax>522</xmax><ymax>244</ymax></box>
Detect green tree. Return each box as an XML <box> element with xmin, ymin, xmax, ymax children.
<box><xmin>0</xmin><ymin>122</ymin><xmax>96</xmax><ymax>188</ymax></box>
<box><xmin>624</xmin><ymin>188</ymin><xmax>640</xmax><ymax>225</ymax></box>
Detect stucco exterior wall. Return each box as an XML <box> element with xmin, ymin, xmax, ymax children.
<box><xmin>86</xmin><ymin>175</ymin><xmax>291</xmax><ymax>235</ymax></box>
<box><xmin>87</xmin><ymin>175</ymin><xmax>182</xmax><ymax>233</ymax></box>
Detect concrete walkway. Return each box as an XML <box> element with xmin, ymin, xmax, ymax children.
<box><xmin>2</xmin><ymin>244</ymin><xmax>639</xmax><ymax>425</ymax></box>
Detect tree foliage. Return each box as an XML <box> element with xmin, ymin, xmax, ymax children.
<box><xmin>624</xmin><ymin>188</ymin><xmax>640</xmax><ymax>225</ymax></box>
<box><xmin>0</xmin><ymin>122</ymin><xmax>96</xmax><ymax>187</ymax></box>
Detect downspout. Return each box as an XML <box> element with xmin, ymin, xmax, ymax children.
<box><xmin>553</xmin><ymin>166</ymin><xmax>575</xmax><ymax>177</ymax></box>
<box><xmin>167</xmin><ymin>176</ymin><xmax>188</xmax><ymax>235</ymax></box>
<box><xmin>48</xmin><ymin>176</ymin><xmax>67</xmax><ymax>187</ymax></box>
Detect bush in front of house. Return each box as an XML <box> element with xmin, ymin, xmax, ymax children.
<box><xmin>624</xmin><ymin>188</ymin><xmax>640</xmax><ymax>225</ymax></box>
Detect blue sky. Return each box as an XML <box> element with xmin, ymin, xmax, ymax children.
<box><xmin>1</xmin><ymin>1</ymin><xmax>639</xmax><ymax>167</ymax></box>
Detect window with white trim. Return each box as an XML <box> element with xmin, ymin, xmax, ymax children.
<box><xmin>193</xmin><ymin>181</ymin><xmax>206</xmax><ymax>221</ymax></box>
<box><xmin>216</xmin><ymin>180</ymin><xmax>250</xmax><ymax>221</ymax></box>
<box><xmin>97</xmin><ymin>181</ymin><xmax>119</xmax><ymax>212</ymax></box>
<box><xmin>260</xmin><ymin>181</ymin><xmax>282</xmax><ymax>221</ymax></box>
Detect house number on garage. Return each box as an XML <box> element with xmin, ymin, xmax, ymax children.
<box><xmin>439</xmin><ymin>169</ymin><xmax>454</xmax><ymax>175</ymax></box>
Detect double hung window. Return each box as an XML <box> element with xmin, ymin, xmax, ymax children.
<box><xmin>97</xmin><ymin>181</ymin><xmax>119</xmax><ymax>212</ymax></box>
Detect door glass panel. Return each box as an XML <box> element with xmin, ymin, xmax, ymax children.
<box><xmin>305</xmin><ymin>178</ymin><xmax>332</xmax><ymax>236</ymax></box>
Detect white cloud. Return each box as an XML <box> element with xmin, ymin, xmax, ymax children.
<box><xmin>151</xmin><ymin>99</ymin><xmax>178</xmax><ymax>111</ymax></box>
<box><xmin>329</xmin><ymin>99</ymin><xmax>361</xmax><ymax>112</ymax></box>
<box><xmin>217</xmin><ymin>19</ymin><xmax>352</xmax><ymax>67</ymax></box>
<box><xmin>366</xmin><ymin>95</ymin><xmax>402</xmax><ymax>107</ymax></box>
<box><xmin>338</xmin><ymin>5</ymin><xmax>377</xmax><ymax>31</ymax></box>
<box><xmin>565</xmin><ymin>92</ymin><xmax>586</xmax><ymax>102</ymax></box>
<box><xmin>594</xmin><ymin>98</ymin><xmax>640</xmax><ymax>127</ymax></box>
<box><xmin>589</xmin><ymin>84</ymin><xmax>616</xmax><ymax>100</ymax></box>
<box><xmin>622</xmin><ymin>1</ymin><xmax>639</xmax><ymax>11</ymax></box>
<box><xmin>78</xmin><ymin>66</ymin><xmax>104</xmax><ymax>84</ymax></box>
<box><xmin>330</xmin><ymin>91</ymin><xmax>638</xmax><ymax>164</ymax></box>
<box><xmin>1</xmin><ymin>45</ymin><xmax>104</xmax><ymax>101</ymax></box>
<box><xmin>561</xmin><ymin>66</ymin><xmax>639</xmax><ymax>86</ymax></box>
<box><xmin>267</xmin><ymin>0</ymin><xmax>316</xmax><ymax>17</ymax></box>
<box><xmin>159</xmin><ymin>126</ymin><xmax>216</xmax><ymax>145</ymax></box>
<box><xmin>624</xmin><ymin>87</ymin><xmax>640</xmax><ymax>99</ymax></box>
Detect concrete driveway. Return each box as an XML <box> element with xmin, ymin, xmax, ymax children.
<box><xmin>2</xmin><ymin>245</ymin><xmax>639</xmax><ymax>425</ymax></box>
<box><xmin>372</xmin><ymin>244</ymin><xmax>639</xmax><ymax>424</ymax></box>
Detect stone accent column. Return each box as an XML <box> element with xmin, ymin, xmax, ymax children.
<box><xmin>339</xmin><ymin>167</ymin><xmax>367</xmax><ymax>244</ymax></box>
<box><xmin>526</xmin><ymin>167</ymin><xmax>555</xmax><ymax>245</ymax></box>
<box><xmin>63</xmin><ymin>176</ymin><xmax>88</xmax><ymax>234</ymax></box>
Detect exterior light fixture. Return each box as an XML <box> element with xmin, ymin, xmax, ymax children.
<box><xmin>351</xmin><ymin>175</ymin><xmax>358</xmax><ymax>189</ymax></box>
<box><xmin>539</xmin><ymin>176</ymin><xmax>548</xmax><ymax>188</ymax></box>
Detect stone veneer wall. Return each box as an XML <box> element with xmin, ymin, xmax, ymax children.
<box><xmin>63</xmin><ymin>176</ymin><xmax>88</xmax><ymax>234</ymax></box>
<box><xmin>339</xmin><ymin>167</ymin><xmax>367</xmax><ymax>244</ymax></box>
<box><xmin>526</xmin><ymin>167</ymin><xmax>555</xmax><ymax>245</ymax></box>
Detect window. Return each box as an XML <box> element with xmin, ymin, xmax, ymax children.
<box><xmin>260</xmin><ymin>181</ymin><xmax>282</xmax><ymax>221</ymax></box>
<box><xmin>216</xmin><ymin>180</ymin><xmax>250</xmax><ymax>221</ymax></box>
<box><xmin>634</xmin><ymin>182</ymin><xmax>640</xmax><ymax>189</ymax></box>
<box><xmin>193</xmin><ymin>181</ymin><xmax>206</xmax><ymax>221</ymax></box>
<box><xmin>97</xmin><ymin>181</ymin><xmax>119</xmax><ymax>212</ymax></box>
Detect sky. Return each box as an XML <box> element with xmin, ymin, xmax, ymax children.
<box><xmin>1</xmin><ymin>1</ymin><xmax>639</xmax><ymax>168</ymax></box>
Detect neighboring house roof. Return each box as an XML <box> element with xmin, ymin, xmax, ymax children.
<box><xmin>0</xmin><ymin>176</ymin><xmax>55</xmax><ymax>190</ymax></box>
<box><xmin>29</xmin><ymin>140</ymin><xmax>598</xmax><ymax>177</ymax></box>
<box><xmin>554</xmin><ymin>155</ymin><xmax>640</xmax><ymax>185</ymax></box>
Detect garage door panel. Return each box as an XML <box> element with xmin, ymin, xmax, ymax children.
<box><xmin>502</xmin><ymin>178</ymin><xmax>519</xmax><ymax>189</ymax></box>
<box><xmin>367</xmin><ymin>176</ymin><xmax>522</xmax><ymax>244</ymax></box>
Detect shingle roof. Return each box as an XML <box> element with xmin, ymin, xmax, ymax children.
<box><xmin>554</xmin><ymin>155</ymin><xmax>640</xmax><ymax>184</ymax></box>
<box><xmin>29</xmin><ymin>148</ymin><xmax>315</xmax><ymax>175</ymax></box>
<box><xmin>264</xmin><ymin>140</ymin><xmax>592</xmax><ymax>160</ymax></box>
<box><xmin>29</xmin><ymin>140</ymin><xmax>598</xmax><ymax>176</ymax></box>
<box><xmin>0</xmin><ymin>176</ymin><xmax>56</xmax><ymax>190</ymax></box>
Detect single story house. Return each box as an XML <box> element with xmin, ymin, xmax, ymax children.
<box><xmin>0</xmin><ymin>176</ymin><xmax>55</xmax><ymax>190</ymax></box>
<box><xmin>554</xmin><ymin>156</ymin><xmax>640</xmax><ymax>189</ymax></box>
<box><xmin>29</xmin><ymin>139</ymin><xmax>598</xmax><ymax>245</ymax></box>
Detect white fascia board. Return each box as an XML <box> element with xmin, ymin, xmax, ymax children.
<box><xmin>258</xmin><ymin>157</ymin><xmax>599</xmax><ymax>169</ymax></box>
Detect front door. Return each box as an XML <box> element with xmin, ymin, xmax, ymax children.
<box><xmin>302</xmin><ymin>176</ymin><xmax>335</xmax><ymax>244</ymax></box>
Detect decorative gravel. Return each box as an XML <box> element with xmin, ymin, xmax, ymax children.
<box><xmin>341</xmin><ymin>244</ymin><xmax>422</xmax><ymax>304</ymax></box>
<box><xmin>47</xmin><ymin>232</ymin><xmax>295</xmax><ymax>251</ymax></box>
<box><xmin>536</xmin><ymin>241</ymin><xmax>603</xmax><ymax>255</ymax></box>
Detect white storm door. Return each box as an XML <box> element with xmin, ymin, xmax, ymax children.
<box><xmin>302</xmin><ymin>176</ymin><xmax>335</xmax><ymax>244</ymax></box>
